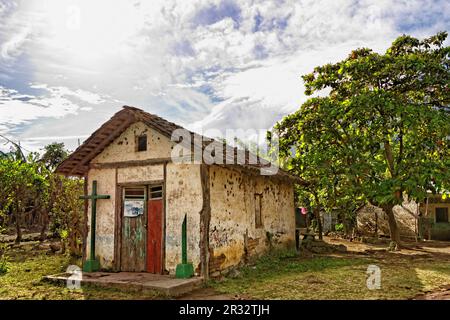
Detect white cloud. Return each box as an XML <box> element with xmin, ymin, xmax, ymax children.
<box><xmin>0</xmin><ymin>25</ymin><xmax>30</xmax><ymax>61</ymax></box>
<box><xmin>0</xmin><ymin>0</ymin><xmax>448</xmax><ymax>150</ymax></box>
<box><xmin>0</xmin><ymin>85</ymin><xmax>79</xmax><ymax>126</ymax></box>
<box><xmin>29</xmin><ymin>83</ymin><xmax>107</xmax><ymax>104</ymax></box>
<box><xmin>0</xmin><ymin>83</ymin><xmax>110</xmax><ymax>144</ymax></box>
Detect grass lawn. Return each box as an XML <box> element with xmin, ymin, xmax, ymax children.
<box><xmin>1</xmin><ymin>238</ymin><xmax>449</xmax><ymax>300</ymax></box>
<box><xmin>0</xmin><ymin>242</ymin><xmax>162</xmax><ymax>300</ymax></box>
<box><xmin>210</xmin><ymin>239</ymin><xmax>450</xmax><ymax>300</ymax></box>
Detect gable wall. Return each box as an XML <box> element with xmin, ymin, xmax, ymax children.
<box><xmin>85</xmin><ymin>120</ymin><xmax>189</xmax><ymax>272</ymax></box>
<box><xmin>86</xmin><ymin>163</ymin><xmax>203</xmax><ymax>274</ymax></box>
<box><xmin>91</xmin><ymin>121</ymin><xmax>174</xmax><ymax>163</ymax></box>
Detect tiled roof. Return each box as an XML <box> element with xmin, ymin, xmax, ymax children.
<box><xmin>56</xmin><ymin>106</ymin><xmax>301</xmax><ymax>182</ymax></box>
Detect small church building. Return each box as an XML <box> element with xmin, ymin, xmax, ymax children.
<box><xmin>56</xmin><ymin>106</ymin><xmax>298</xmax><ymax>278</ymax></box>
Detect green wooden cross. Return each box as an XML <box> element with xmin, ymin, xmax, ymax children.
<box><xmin>79</xmin><ymin>180</ymin><xmax>110</xmax><ymax>272</ymax></box>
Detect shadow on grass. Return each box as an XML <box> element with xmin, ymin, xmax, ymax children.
<box><xmin>211</xmin><ymin>249</ymin><xmax>369</xmax><ymax>286</ymax></box>
<box><xmin>211</xmin><ymin>246</ymin><xmax>450</xmax><ymax>300</ymax></box>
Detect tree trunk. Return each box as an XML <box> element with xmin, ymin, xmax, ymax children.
<box><xmin>15</xmin><ymin>203</ymin><xmax>22</xmax><ymax>243</ymax></box>
<box><xmin>61</xmin><ymin>239</ymin><xmax>66</xmax><ymax>254</ymax></box>
<box><xmin>39</xmin><ymin>210</ymin><xmax>49</xmax><ymax>241</ymax></box>
<box><xmin>374</xmin><ymin>211</ymin><xmax>378</xmax><ymax>238</ymax></box>
<box><xmin>382</xmin><ymin>204</ymin><xmax>401</xmax><ymax>249</ymax></box>
<box><xmin>313</xmin><ymin>207</ymin><xmax>323</xmax><ymax>240</ymax></box>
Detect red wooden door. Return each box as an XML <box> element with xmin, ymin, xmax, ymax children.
<box><xmin>147</xmin><ymin>198</ymin><xmax>163</xmax><ymax>273</ymax></box>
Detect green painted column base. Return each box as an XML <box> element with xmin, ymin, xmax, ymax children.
<box><xmin>175</xmin><ymin>263</ymin><xmax>194</xmax><ymax>279</ymax></box>
<box><xmin>82</xmin><ymin>259</ymin><xmax>100</xmax><ymax>272</ymax></box>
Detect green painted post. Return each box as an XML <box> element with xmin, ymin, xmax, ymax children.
<box><xmin>176</xmin><ymin>214</ymin><xmax>194</xmax><ymax>278</ymax></box>
<box><xmin>182</xmin><ymin>215</ymin><xmax>187</xmax><ymax>264</ymax></box>
<box><xmin>90</xmin><ymin>180</ymin><xmax>97</xmax><ymax>262</ymax></box>
<box><xmin>80</xmin><ymin>180</ymin><xmax>110</xmax><ymax>272</ymax></box>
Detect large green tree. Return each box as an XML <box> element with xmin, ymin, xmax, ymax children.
<box><xmin>275</xmin><ymin>32</ymin><xmax>450</xmax><ymax>247</ymax></box>
<box><xmin>0</xmin><ymin>159</ymin><xmax>47</xmax><ymax>242</ymax></box>
<box><xmin>0</xmin><ymin>141</ymin><xmax>83</xmax><ymax>255</ymax></box>
<box><xmin>40</xmin><ymin>142</ymin><xmax>69</xmax><ymax>171</ymax></box>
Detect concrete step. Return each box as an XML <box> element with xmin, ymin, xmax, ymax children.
<box><xmin>44</xmin><ymin>271</ymin><xmax>204</xmax><ymax>297</ymax></box>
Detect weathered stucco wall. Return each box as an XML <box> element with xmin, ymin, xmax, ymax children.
<box><xmin>92</xmin><ymin>122</ymin><xmax>173</xmax><ymax>163</ymax></box>
<box><xmin>357</xmin><ymin>201</ymin><xmax>419</xmax><ymax>238</ymax></box>
<box><xmin>86</xmin><ymin>168</ymin><xmax>116</xmax><ymax>269</ymax></box>
<box><xmin>419</xmin><ymin>199</ymin><xmax>450</xmax><ymax>240</ymax></box>
<box><xmin>419</xmin><ymin>202</ymin><xmax>450</xmax><ymax>222</ymax></box>
<box><xmin>117</xmin><ymin>165</ymin><xmax>164</xmax><ymax>183</ymax></box>
<box><xmin>165</xmin><ymin>163</ymin><xmax>202</xmax><ymax>275</ymax></box>
<box><xmin>84</xmin><ymin>120</ymin><xmax>296</xmax><ymax>274</ymax></box>
<box><xmin>208</xmin><ymin>166</ymin><xmax>295</xmax><ymax>276</ymax></box>
<box><xmin>358</xmin><ymin>198</ymin><xmax>450</xmax><ymax>241</ymax></box>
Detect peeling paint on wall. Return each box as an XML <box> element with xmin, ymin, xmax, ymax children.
<box><xmin>86</xmin><ymin>168</ymin><xmax>116</xmax><ymax>269</ymax></box>
<box><xmin>165</xmin><ymin>163</ymin><xmax>202</xmax><ymax>274</ymax></box>
<box><xmin>208</xmin><ymin>166</ymin><xmax>295</xmax><ymax>275</ymax></box>
<box><xmin>117</xmin><ymin>165</ymin><xmax>164</xmax><ymax>183</ymax></box>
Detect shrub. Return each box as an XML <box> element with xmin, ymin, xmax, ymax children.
<box><xmin>335</xmin><ymin>223</ymin><xmax>344</xmax><ymax>232</ymax></box>
<box><xmin>0</xmin><ymin>244</ymin><xmax>9</xmax><ymax>275</ymax></box>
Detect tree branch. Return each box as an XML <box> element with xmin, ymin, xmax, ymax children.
<box><xmin>384</xmin><ymin>139</ymin><xmax>396</xmax><ymax>177</ymax></box>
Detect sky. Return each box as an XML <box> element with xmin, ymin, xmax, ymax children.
<box><xmin>0</xmin><ymin>0</ymin><xmax>449</xmax><ymax>153</ymax></box>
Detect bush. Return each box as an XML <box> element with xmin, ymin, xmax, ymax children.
<box><xmin>0</xmin><ymin>244</ymin><xmax>8</xmax><ymax>275</ymax></box>
<box><xmin>0</xmin><ymin>259</ymin><xmax>7</xmax><ymax>275</ymax></box>
<box><xmin>335</xmin><ymin>223</ymin><xmax>344</xmax><ymax>232</ymax></box>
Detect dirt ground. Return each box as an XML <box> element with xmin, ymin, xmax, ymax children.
<box><xmin>178</xmin><ymin>236</ymin><xmax>450</xmax><ymax>300</ymax></box>
<box><xmin>326</xmin><ymin>236</ymin><xmax>450</xmax><ymax>300</ymax></box>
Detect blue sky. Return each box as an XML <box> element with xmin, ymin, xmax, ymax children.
<box><xmin>0</xmin><ymin>0</ymin><xmax>449</xmax><ymax>153</ymax></box>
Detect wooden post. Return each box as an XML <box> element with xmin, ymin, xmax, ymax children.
<box><xmin>199</xmin><ymin>164</ymin><xmax>211</xmax><ymax>279</ymax></box>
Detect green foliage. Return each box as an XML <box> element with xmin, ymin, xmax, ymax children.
<box><xmin>0</xmin><ymin>260</ymin><xmax>8</xmax><ymax>275</ymax></box>
<box><xmin>49</xmin><ymin>176</ymin><xmax>84</xmax><ymax>256</ymax></box>
<box><xmin>274</xmin><ymin>32</ymin><xmax>450</xmax><ymax>240</ymax></box>
<box><xmin>0</xmin><ymin>159</ymin><xmax>49</xmax><ymax>237</ymax></box>
<box><xmin>40</xmin><ymin>142</ymin><xmax>69</xmax><ymax>171</ymax></box>
<box><xmin>0</xmin><ymin>141</ymin><xmax>83</xmax><ymax>255</ymax></box>
<box><xmin>335</xmin><ymin>223</ymin><xmax>344</xmax><ymax>232</ymax></box>
<box><xmin>0</xmin><ymin>243</ymin><xmax>8</xmax><ymax>275</ymax></box>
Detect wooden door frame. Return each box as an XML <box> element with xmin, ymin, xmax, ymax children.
<box><xmin>147</xmin><ymin>182</ymin><xmax>165</xmax><ymax>274</ymax></box>
<box><xmin>114</xmin><ymin>181</ymin><xmax>166</xmax><ymax>273</ymax></box>
<box><xmin>116</xmin><ymin>184</ymin><xmax>148</xmax><ymax>272</ymax></box>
